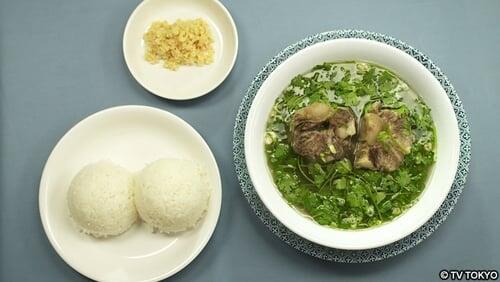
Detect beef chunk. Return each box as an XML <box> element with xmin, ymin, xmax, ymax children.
<box><xmin>354</xmin><ymin>102</ymin><xmax>413</xmax><ymax>172</ymax></box>
<box><xmin>291</xmin><ymin>103</ymin><xmax>356</xmax><ymax>162</ymax></box>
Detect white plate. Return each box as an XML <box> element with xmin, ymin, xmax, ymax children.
<box><xmin>244</xmin><ymin>39</ymin><xmax>460</xmax><ymax>250</ymax></box>
<box><xmin>123</xmin><ymin>0</ymin><xmax>238</xmax><ymax>100</ymax></box>
<box><xmin>39</xmin><ymin>105</ymin><xmax>222</xmax><ymax>282</ymax></box>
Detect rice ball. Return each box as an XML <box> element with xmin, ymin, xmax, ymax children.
<box><xmin>67</xmin><ymin>161</ymin><xmax>137</xmax><ymax>238</ymax></box>
<box><xmin>134</xmin><ymin>159</ymin><xmax>210</xmax><ymax>234</ymax></box>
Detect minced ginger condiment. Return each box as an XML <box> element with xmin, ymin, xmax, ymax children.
<box><xmin>143</xmin><ymin>18</ymin><xmax>214</xmax><ymax>70</ymax></box>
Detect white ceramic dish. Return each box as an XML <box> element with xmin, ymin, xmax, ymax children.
<box><xmin>123</xmin><ymin>0</ymin><xmax>238</xmax><ymax>100</ymax></box>
<box><xmin>39</xmin><ymin>106</ymin><xmax>222</xmax><ymax>282</ymax></box>
<box><xmin>244</xmin><ymin>39</ymin><xmax>460</xmax><ymax>250</ymax></box>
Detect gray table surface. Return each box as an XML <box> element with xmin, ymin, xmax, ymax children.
<box><xmin>1</xmin><ymin>0</ymin><xmax>499</xmax><ymax>281</ymax></box>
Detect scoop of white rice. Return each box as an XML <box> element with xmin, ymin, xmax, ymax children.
<box><xmin>134</xmin><ymin>159</ymin><xmax>210</xmax><ymax>233</ymax></box>
<box><xmin>67</xmin><ymin>161</ymin><xmax>137</xmax><ymax>238</ymax></box>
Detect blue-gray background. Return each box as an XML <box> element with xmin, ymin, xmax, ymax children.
<box><xmin>1</xmin><ymin>0</ymin><xmax>499</xmax><ymax>281</ymax></box>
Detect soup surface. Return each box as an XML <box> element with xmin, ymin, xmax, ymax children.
<box><xmin>265</xmin><ymin>61</ymin><xmax>436</xmax><ymax>229</ymax></box>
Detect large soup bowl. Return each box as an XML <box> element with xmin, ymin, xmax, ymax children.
<box><xmin>244</xmin><ymin>38</ymin><xmax>460</xmax><ymax>250</ymax></box>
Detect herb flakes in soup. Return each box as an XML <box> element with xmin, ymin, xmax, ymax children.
<box><xmin>265</xmin><ymin>61</ymin><xmax>436</xmax><ymax>229</ymax></box>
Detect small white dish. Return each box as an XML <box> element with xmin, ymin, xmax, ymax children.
<box><xmin>39</xmin><ymin>105</ymin><xmax>222</xmax><ymax>282</ymax></box>
<box><xmin>123</xmin><ymin>0</ymin><xmax>238</xmax><ymax>100</ymax></box>
<box><xmin>244</xmin><ymin>39</ymin><xmax>460</xmax><ymax>250</ymax></box>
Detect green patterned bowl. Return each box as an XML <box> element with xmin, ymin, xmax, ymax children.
<box><xmin>233</xmin><ymin>30</ymin><xmax>470</xmax><ymax>261</ymax></box>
